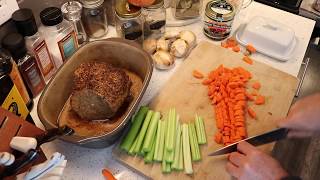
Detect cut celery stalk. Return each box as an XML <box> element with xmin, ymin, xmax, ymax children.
<box><xmin>165</xmin><ymin>109</ymin><xmax>176</xmax><ymax>152</ymax></box>
<box><xmin>198</xmin><ymin>116</ymin><xmax>207</xmax><ymax>144</ymax></box>
<box><xmin>195</xmin><ymin>115</ymin><xmax>203</xmax><ymax>144</ymax></box>
<box><xmin>182</xmin><ymin>124</ymin><xmax>193</xmax><ymax>174</ymax></box>
<box><xmin>153</xmin><ymin>120</ymin><xmax>162</xmax><ymax>160</ymax></box>
<box><xmin>189</xmin><ymin>123</ymin><xmax>201</xmax><ymax>161</ymax></box>
<box><xmin>133</xmin><ymin>110</ymin><xmax>154</xmax><ymax>153</ymax></box>
<box><xmin>155</xmin><ymin>117</ymin><xmax>167</xmax><ymax>161</ymax></box>
<box><xmin>144</xmin><ymin>135</ymin><xmax>156</xmax><ymax>163</ymax></box>
<box><xmin>120</xmin><ymin>106</ymin><xmax>149</xmax><ymax>152</ymax></box>
<box><xmin>162</xmin><ymin>158</ymin><xmax>171</xmax><ymax>173</ymax></box>
<box><xmin>142</xmin><ymin>112</ymin><xmax>160</xmax><ymax>153</ymax></box>
<box><xmin>172</xmin><ymin>123</ymin><xmax>181</xmax><ymax>169</ymax></box>
<box><xmin>178</xmin><ymin>136</ymin><xmax>184</xmax><ymax>171</ymax></box>
<box><xmin>128</xmin><ymin>136</ymin><xmax>138</xmax><ymax>155</ymax></box>
<box><xmin>165</xmin><ymin>148</ymin><xmax>174</xmax><ymax>163</ymax></box>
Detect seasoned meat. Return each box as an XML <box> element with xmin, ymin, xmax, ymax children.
<box><xmin>70</xmin><ymin>62</ymin><xmax>131</xmax><ymax>120</ymax></box>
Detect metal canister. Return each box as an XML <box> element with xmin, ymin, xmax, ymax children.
<box><xmin>203</xmin><ymin>0</ymin><xmax>235</xmax><ymax>41</ymax></box>
<box><xmin>115</xmin><ymin>0</ymin><xmax>143</xmax><ymax>44</ymax></box>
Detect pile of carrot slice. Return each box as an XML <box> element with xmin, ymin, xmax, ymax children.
<box><xmin>199</xmin><ymin>65</ymin><xmax>265</xmax><ymax>146</ymax></box>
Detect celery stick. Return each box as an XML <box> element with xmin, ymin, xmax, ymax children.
<box><xmin>144</xmin><ymin>136</ymin><xmax>156</xmax><ymax>163</ymax></box>
<box><xmin>182</xmin><ymin>124</ymin><xmax>193</xmax><ymax>174</ymax></box>
<box><xmin>120</xmin><ymin>106</ymin><xmax>149</xmax><ymax>152</ymax></box>
<box><xmin>198</xmin><ymin>116</ymin><xmax>207</xmax><ymax>144</ymax></box>
<box><xmin>166</xmin><ymin>109</ymin><xmax>176</xmax><ymax>152</ymax></box>
<box><xmin>165</xmin><ymin>148</ymin><xmax>174</xmax><ymax>163</ymax></box>
<box><xmin>153</xmin><ymin>120</ymin><xmax>162</xmax><ymax>160</ymax></box>
<box><xmin>195</xmin><ymin>115</ymin><xmax>203</xmax><ymax>144</ymax></box>
<box><xmin>178</xmin><ymin>136</ymin><xmax>184</xmax><ymax>171</ymax></box>
<box><xmin>128</xmin><ymin>137</ymin><xmax>138</xmax><ymax>155</ymax></box>
<box><xmin>142</xmin><ymin>112</ymin><xmax>160</xmax><ymax>152</ymax></box>
<box><xmin>172</xmin><ymin>123</ymin><xmax>181</xmax><ymax>169</ymax></box>
<box><xmin>189</xmin><ymin>123</ymin><xmax>201</xmax><ymax>161</ymax></box>
<box><xmin>162</xmin><ymin>158</ymin><xmax>171</xmax><ymax>173</ymax></box>
<box><xmin>155</xmin><ymin>117</ymin><xmax>166</xmax><ymax>161</ymax></box>
<box><xmin>133</xmin><ymin>110</ymin><xmax>154</xmax><ymax>153</ymax></box>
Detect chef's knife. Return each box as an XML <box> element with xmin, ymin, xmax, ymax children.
<box><xmin>208</xmin><ymin>128</ymin><xmax>288</xmax><ymax>156</ymax></box>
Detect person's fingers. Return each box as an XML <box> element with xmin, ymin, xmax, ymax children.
<box><xmin>226</xmin><ymin>162</ymin><xmax>241</xmax><ymax>178</ymax></box>
<box><xmin>237</xmin><ymin>141</ymin><xmax>256</xmax><ymax>155</ymax></box>
<box><xmin>287</xmin><ymin>130</ymin><xmax>314</xmax><ymax>138</ymax></box>
<box><xmin>229</xmin><ymin>152</ymin><xmax>246</xmax><ymax>167</ymax></box>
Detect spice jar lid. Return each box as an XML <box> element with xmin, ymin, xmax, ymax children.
<box><xmin>12</xmin><ymin>8</ymin><xmax>38</xmax><ymax>37</ymax></box>
<box><xmin>40</xmin><ymin>7</ymin><xmax>64</xmax><ymax>26</ymax></box>
<box><xmin>2</xmin><ymin>33</ymin><xmax>27</xmax><ymax>60</ymax></box>
<box><xmin>0</xmin><ymin>50</ymin><xmax>13</xmax><ymax>76</ymax></box>
<box><xmin>205</xmin><ymin>0</ymin><xmax>235</xmax><ymax>22</ymax></box>
<box><xmin>116</xmin><ymin>0</ymin><xmax>141</xmax><ymax>18</ymax></box>
<box><xmin>145</xmin><ymin>0</ymin><xmax>164</xmax><ymax>9</ymax></box>
<box><xmin>80</xmin><ymin>0</ymin><xmax>104</xmax><ymax>8</ymax></box>
<box><xmin>61</xmin><ymin>1</ymin><xmax>83</xmax><ymax>21</ymax></box>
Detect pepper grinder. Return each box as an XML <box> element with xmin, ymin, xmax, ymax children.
<box><xmin>61</xmin><ymin>1</ymin><xmax>88</xmax><ymax>45</ymax></box>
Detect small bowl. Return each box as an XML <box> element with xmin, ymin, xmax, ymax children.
<box><xmin>37</xmin><ymin>38</ymin><xmax>153</xmax><ymax>148</ymax></box>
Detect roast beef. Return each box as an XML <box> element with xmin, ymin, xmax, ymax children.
<box><xmin>70</xmin><ymin>62</ymin><xmax>131</xmax><ymax>120</ymax></box>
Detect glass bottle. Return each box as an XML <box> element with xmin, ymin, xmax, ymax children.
<box><xmin>61</xmin><ymin>1</ymin><xmax>88</xmax><ymax>45</ymax></box>
<box><xmin>0</xmin><ymin>50</ymin><xmax>33</xmax><ymax>110</ymax></box>
<box><xmin>143</xmin><ymin>0</ymin><xmax>166</xmax><ymax>39</ymax></box>
<box><xmin>2</xmin><ymin>33</ymin><xmax>46</xmax><ymax>97</ymax></box>
<box><xmin>115</xmin><ymin>0</ymin><xmax>144</xmax><ymax>44</ymax></box>
<box><xmin>39</xmin><ymin>7</ymin><xmax>79</xmax><ymax>69</ymax></box>
<box><xmin>12</xmin><ymin>8</ymin><xmax>56</xmax><ymax>82</ymax></box>
<box><xmin>80</xmin><ymin>0</ymin><xmax>108</xmax><ymax>39</ymax></box>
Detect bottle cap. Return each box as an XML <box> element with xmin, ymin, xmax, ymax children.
<box><xmin>2</xmin><ymin>33</ymin><xmax>27</xmax><ymax>60</ymax></box>
<box><xmin>12</xmin><ymin>8</ymin><xmax>38</xmax><ymax>36</ymax></box>
<box><xmin>61</xmin><ymin>1</ymin><xmax>83</xmax><ymax>21</ymax></box>
<box><xmin>80</xmin><ymin>0</ymin><xmax>104</xmax><ymax>8</ymax></box>
<box><xmin>40</xmin><ymin>7</ymin><xmax>63</xmax><ymax>26</ymax></box>
<box><xmin>0</xmin><ymin>50</ymin><xmax>13</xmax><ymax>76</ymax></box>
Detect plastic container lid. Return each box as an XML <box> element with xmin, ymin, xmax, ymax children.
<box><xmin>40</xmin><ymin>7</ymin><xmax>63</xmax><ymax>26</ymax></box>
<box><xmin>236</xmin><ymin>16</ymin><xmax>296</xmax><ymax>61</ymax></box>
<box><xmin>12</xmin><ymin>8</ymin><xmax>38</xmax><ymax>36</ymax></box>
<box><xmin>2</xmin><ymin>33</ymin><xmax>27</xmax><ymax>60</ymax></box>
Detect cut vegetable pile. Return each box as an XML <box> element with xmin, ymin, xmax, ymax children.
<box><xmin>195</xmin><ymin>65</ymin><xmax>265</xmax><ymax>146</ymax></box>
<box><xmin>120</xmin><ymin>106</ymin><xmax>207</xmax><ymax>174</ymax></box>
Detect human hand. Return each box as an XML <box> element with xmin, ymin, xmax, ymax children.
<box><xmin>279</xmin><ymin>93</ymin><xmax>320</xmax><ymax>137</ymax></box>
<box><xmin>226</xmin><ymin>141</ymin><xmax>288</xmax><ymax>180</ymax></box>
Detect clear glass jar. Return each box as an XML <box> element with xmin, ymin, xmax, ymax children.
<box><xmin>115</xmin><ymin>0</ymin><xmax>144</xmax><ymax>44</ymax></box>
<box><xmin>143</xmin><ymin>0</ymin><xmax>166</xmax><ymax>39</ymax></box>
<box><xmin>61</xmin><ymin>1</ymin><xmax>88</xmax><ymax>45</ymax></box>
<box><xmin>81</xmin><ymin>0</ymin><xmax>108</xmax><ymax>39</ymax></box>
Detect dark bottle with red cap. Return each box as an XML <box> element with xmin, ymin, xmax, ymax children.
<box><xmin>2</xmin><ymin>33</ymin><xmax>46</xmax><ymax>97</ymax></box>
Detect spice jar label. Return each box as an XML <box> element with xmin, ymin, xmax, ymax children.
<box><xmin>34</xmin><ymin>40</ymin><xmax>55</xmax><ymax>77</ymax></box>
<box><xmin>58</xmin><ymin>31</ymin><xmax>78</xmax><ymax>61</ymax></box>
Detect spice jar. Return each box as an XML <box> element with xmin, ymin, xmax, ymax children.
<box><xmin>61</xmin><ymin>1</ymin><xmax>88</xmax><ymax>45</ymax></box>
<box><xmin>115</xmin><ymin>0</ymin><xmax>144</xmax><ymax>44</ymax></box>
<box><xmin>203</xmin><ymin>0</ymin><xmax>235</xmax><ymax>41</ymax></box>
<box><xmin>143</xmin><ymin>0</ymin><xmax>166</xmax><ymax>39</ymax></box>
<box><xmin>80</xmin><ymin>0</ymin><xmax>108</xmax><ymax>39</ymax></box>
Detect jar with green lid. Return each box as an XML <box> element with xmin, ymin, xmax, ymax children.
<box><xmin>115</xmin><ymin>0</ymin><xmax>144</xmax><ymax>44</ymax></box>
<box><xmin>203</xmin><ymin>0</ymin><xmax>235</xmax><ymax>41</ymax></box>
<box><xmin>80</xmin><ymin>0</ymin><xmax>108</xmax><ymax>39</ymax></box>
<box><xmin>143</xmin><ymin>0</ymin><xmax>166</xmax><ymax>39</ymax></box>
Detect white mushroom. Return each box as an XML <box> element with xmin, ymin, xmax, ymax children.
<box><xmin>164</xmin><ymin>31</ymin><xmax>180</xmax><ymax>39</ymax></box>
<box><xmin>179</xmin><ymin>30</ymin><xmax>196</xmax><ymax>48</ymax></box>
<box><xmin>153</xmin><ymin>50</ymin><xmax>175</xmax><ymax>70</ymax></box>
<box><xmin>143</xmin><ymin>39</ymin><xmax>157</xmax><ymax>54</ymax></box>
<box><xmin>156</xmin><ymin>38</ymin><xmax>170</xmax><ymax>51</ymax></box>
<box><xmin>170</xmin><ymin>39</ymin><xmax>188</xmax><ymax>58</ymax></box>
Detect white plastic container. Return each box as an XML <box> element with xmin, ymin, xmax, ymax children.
<box><xmin>236</xmin><ymin>16</ymin><xmax>297</xmax><ymax>61</ymax></box>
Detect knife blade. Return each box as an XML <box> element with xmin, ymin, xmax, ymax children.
<box><xmin>208</xmin><ymin>128</ymin><xmax>288</xmax><ymax>156</ymax></box>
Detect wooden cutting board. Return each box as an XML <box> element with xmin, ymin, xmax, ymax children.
<box><xmin>113</xmin><ymin>41</ymin><xmax>298</xmax><ymax>180</ymax></box>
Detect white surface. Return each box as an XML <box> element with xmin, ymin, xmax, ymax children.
<box><xmin>236</xmin><ymin>16</ymin><xmax>297</xmax><ymax>61</ymax></box>
<box><xmin>29</xmin><ymin>2</ymin><xmax>315</xmax><ymax>180</ymax></box>
<box><xmin>10</xmin><ymin>137</ymin><xmax>37</xmax><ymax>154</ymax></box>
<box><xmin>0</xmin><ymin>0</ymin><xmax>19</xmax><ymax>25</ymax></box>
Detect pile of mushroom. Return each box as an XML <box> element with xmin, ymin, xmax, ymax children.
<box><xmin>143</xmin><ymin>30</ymin><xmax>196</xmax><ymax>70</ymax></box>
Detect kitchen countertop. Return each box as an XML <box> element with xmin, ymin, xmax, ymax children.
<box><xmin>29</xmin><ymin>2</ymin><xmax>315</xmax><ymax>180</ymax></box>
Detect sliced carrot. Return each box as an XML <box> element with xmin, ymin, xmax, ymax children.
<box><xmin>202</xmin><ymin>79</ymin><xmax>212</xmax><ymax>85</ymax></box>
<box><xmin>221</xmin><ymin>41</ymin><xmax>228</xmax><ymax>48</ymax></box>
<box><xmin>192</xmin><ymin>70</ymin><xmax>204</xmax><ymax>79</ymax></box>
<box><xmin>247</xmin><ymin>107</ymin><xmax>257</xmax><ymax>119</ymax></box>
<box><xmin>214</xmin><ymin>132</ymin><xmax>223</xmax><ymax>144</ymax></box>
<box><xmin>226</xmin><ymin>38</ymin><xmax>238</xmax><ymax>48</ymax></box>
<box><xmin>252</xmin><ymin>82</ymin><xmax>261</xmax><ymax>90</ymax></box>
<box><xmin>102</xmin><ymin>169</ymin><xmax>116</xmax><ymax>180</ymax></box>
<box><xmin>246</xmin><ymin>44</ymin><xmax>256</xmax><ymax>53</ymax></box>
<box><xmin>251</xmin><ymin>91</ymin><xmax>258</xmax><ymax>96</ymax></box>
<box><xmin>243</xmin><ymin>56</ymin><xmax>253</xmax><ymax>65</ymax></box>
<box><xmin>246</xmin><ymin>92</ymin><xmax>255</xmax><ymax>101</ymax></box>
<box><xmin>255</xmin><ymin>95</ymin><xmax>265</xmax><ymax>105</ymax></box>
<box><xmin>232</xmin><ymin>46</ymin><xmax>241</xmax><ymax>52</ymax></box>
